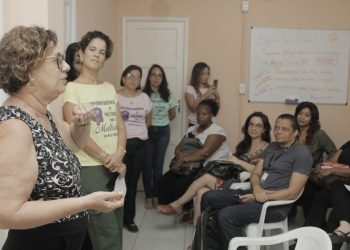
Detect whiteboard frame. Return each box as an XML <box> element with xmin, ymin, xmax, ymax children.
<box><xmin>248</xmin><ymin>27</ymin><xmax>350</xmax><ymax>105</ymax></box>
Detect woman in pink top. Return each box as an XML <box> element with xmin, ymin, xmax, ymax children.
<box><xmin>185</xmin><ymin>62</ymin><xmax>220</xmax><ymax>126</ymax></box>
<box><xmin>117</xmin><ymin>65</ymin><xmax>152</xmax><ymax>233</ymax></box>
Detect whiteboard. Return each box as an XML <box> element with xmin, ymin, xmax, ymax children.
<box><xmin>249</xmin><ymin>27</ymin><xmax>350</xmax><ymax>104</ymax></box>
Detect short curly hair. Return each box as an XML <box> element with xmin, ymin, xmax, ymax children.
<box><xmin>80</xmin><ymin>31</ymin><xmax>113</xmax><ymax>59</ymax></box>
<box><xmin>0</xmin><ymin>26</ymin><xmax>57</xmax><ymax>94</ymax></box>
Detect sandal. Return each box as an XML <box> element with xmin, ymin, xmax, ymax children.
<box><xmin>329</xmin><ymin>230</ymin><xmax>350</xmax><ymax>244</ymax></box>
<box><xmin>157</xmin><ymin>201</ymin><xmax>182</xmax><ymax>215</ymax></box>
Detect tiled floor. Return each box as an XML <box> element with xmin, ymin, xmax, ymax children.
<box><xmin>123</xmin><ymin>192</ymin><xmax>194</xmax><ymax>250</ymax></box>
<box><xmin>122</xmin><ymin>192</ymin><xmax>307</xmax><ymax>250</ymax></box>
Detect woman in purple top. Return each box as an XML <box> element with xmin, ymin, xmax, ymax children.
<box><xmin>117</xmin><ymin>65</ymin><xmax>152</xmax><ymax>233</ymax></box>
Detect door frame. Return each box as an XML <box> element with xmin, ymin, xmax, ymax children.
<box><xmin>64</xmin><ymin>0</ymin><xmax>76</xmax><ymax>46</ymax></box>
<box><xmin>0</xmin><ymin>0</ymin><xmax>3</xmax><ymax>38</ymax></box>
<box><xmin>122</xmin><ymin>16</ymin><xmax>189</xmax><ymax>138</ymax></box>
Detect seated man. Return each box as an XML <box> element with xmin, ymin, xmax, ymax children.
<box><xmin>201</xmin><ymin>114</ymin><xmax>313</xmax><ymax>250</ymax></box>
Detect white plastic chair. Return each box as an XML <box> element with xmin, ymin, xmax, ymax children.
<box><xmin>244</xmin><ymin>198</ymin><xmax>295</xmax><ymax>250</ymax></box>
<box><xmin>0</xmin><ymin>229</ymin><xmax>8</xmax><ymax>249</ymax></box>
<box><xmin>230</xmin><ymin>182</ymin><xmax>303</xmax><ymax>250</ymax></box>
<box><xmin>228</xmin><ymin>226</ymin><xmax>332</xmax><ymax>250</ymax></box>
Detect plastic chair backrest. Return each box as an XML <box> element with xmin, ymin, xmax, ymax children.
<box><xmin>255</xmin><ymin>189</ymin><xmax>303</xmax><ymax>237</ymax></box>
<box><xmin>228</xmin><ymin>226</ymin><xmax>332</xmax><ymax>250</ymax></box>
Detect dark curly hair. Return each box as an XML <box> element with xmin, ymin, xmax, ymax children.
<box><xmin>143</xmin><ymin>64</ymin><xmax>170</xmax><ymax>102</ymax></box>
<box><xmin>294</xmin><ymin>102</ymin><xmax>320</xmax><ymax>145</ymax></box>
<box><xmin>80</xmin><ymin>31</ymin><xmax>113</xmax><ymax>59</ymax></box>
<box><xmin>235</xmin><ymin>112</ymin><xmax>271</xmax><ymax>157</ymax></box>
<box><xmin>0</xmin><ymin>26</ymin><xmax>57</xmax><ymax>94</ymax></box>
<box><xmin>197</xmin><ymin>99</ymin><xmax>219</xmax><ymax>117</ymax></box>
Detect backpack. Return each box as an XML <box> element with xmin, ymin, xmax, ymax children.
<box><xmin>191</xmin><ymin>206</ymin><xmax>222</xmax><ymax>250</ymax></box>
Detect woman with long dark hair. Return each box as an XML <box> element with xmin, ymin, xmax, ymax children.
<box><xmin>185</xmin><ymin>62</ymin><xmax>220</xmax><ymax>126</ymax></box>
<box><xmin>142</xmin><ymin>64</ymin><xmax>177</xmax><ymax>209</ymax></box>
<box><xmin>295</xmin><ymin>101</ymin><xmax>336</xmax><ymax>167</ymax></box>
<box><xmin>158</xmin><ymin>111</ymin><xmax>271</xmax><ymax>223</ymax></box>
<box><xmin>293</xmin><ymin>101</ymin><xmax>337</xmax><ymax>220</ymax></box>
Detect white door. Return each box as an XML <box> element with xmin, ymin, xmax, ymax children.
<box><xmin>123</xmin><ymin>17</ymin><xmax>188</xmax><ymax>172</ymax></box>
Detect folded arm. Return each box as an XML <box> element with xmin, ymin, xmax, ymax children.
<box><xmin>182</xmin><ymin>134</ymin><xmax>226</xmax><ymax>162</ymax></box>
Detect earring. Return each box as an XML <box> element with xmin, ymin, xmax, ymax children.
<box><xmin>28</xmin><ymin>78</ymin><xmax>37</xmax><ymax>88</ymax></box>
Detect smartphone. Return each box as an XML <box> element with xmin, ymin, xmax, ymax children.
<box><xmin>213</xmin><ymin>79</ymin><xmax>219</xmax><ymax>88</ymax></box>
<box><xmin>233</xmin><ymin>194</ymin><xmax>240</xmax><ymax>201</ymax></box>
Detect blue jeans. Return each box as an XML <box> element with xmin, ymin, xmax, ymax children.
<box><xmin>142</xmin><ymin>125</ymin><xmax>170</xmax><ymax>198</ymax></box>
<box><xmin>201</xmin><ymin>189</ymin><xmax>285</xmax><ymax>250</ymax></box>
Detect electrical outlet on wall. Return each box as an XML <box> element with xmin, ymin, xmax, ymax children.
<box><xmin>239</xmin><ymin>83</ymin><xmax>246</xmax><ymax>94</ymax></box>
<box><xmin>242</xmin><ymin>0</ymin><xmax>249</xmax><ymax>12</ymax></box>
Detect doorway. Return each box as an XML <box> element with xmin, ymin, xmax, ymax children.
<box><xmin>123</xmin><ymin>17</ymin><xmax>188</xmax><ymax>172</ymax></box>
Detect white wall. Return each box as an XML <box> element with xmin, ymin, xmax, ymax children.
<box><xmin>4</xmin><ymin>0</ymin><xmax>48</xmax><ymax>29</ymax></box>
<box><xmin>0</xmin><ymin>0</ymin><xmax>7</xmax><ymax>242</ymax></box>
<box><xmin>0</xmin><ymin>0</ymin><xmax>7</xmax><ymax>231</ymax></box>
<box><xmin>1</xmin><ymin>0</ymin><xmax>66</xmax><ymax>115</ymax></box>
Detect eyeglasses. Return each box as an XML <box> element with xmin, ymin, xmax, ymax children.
<box><xmin>248</xmin><ymin>122</ymin><xmax>264</xmax><ymax>129</ymax></box>
<box><xmin>273</xmin><ymin>126</ymin><xmax>291</xmax><ymax>133</ymax></box>
<box><xmin>127</xmin><ymin>73</ymin><xmax>141</xmax><ymax>81</ymax></box>
<box><xmin>37</xmin><ymin>53</ymin><xmax>65</xmax><ymax>71</ymax></box>
<box><xmin>150</xmin><ymin>73</ymin><xmax>162</xmax><ymax>79</ymax></box>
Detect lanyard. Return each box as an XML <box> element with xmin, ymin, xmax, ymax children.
<box><xmin>266</xmin><ymin>140</ymin><xmax>296</xmax><ymax>170</ymax></box>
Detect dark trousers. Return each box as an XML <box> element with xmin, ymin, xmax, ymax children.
<box><xmin>297</xmin><ymin>180</ymin><xmax>322</xmax><ymax>219</ymax></box>
<box><xmin>142</xmin><ymin>125</ymin><xmax>170</xmax><ymax>198</ymax></box>
<box><xmin>3</xmin><ymin>217</ymin><xmax>87</xmax><ymax>250</ymax></box>
<box><xmin>158</xmin><ymin>169</ymin><xmax>199</xmax><ymax>207</ymax></box>
<box><xmin>201</xmin><ymin>189</ymin><xmax>285</xmax><ymax>250</ymax></box>
<box><xmin>330</xmin><ymin>180</ymin><xmax>350</xmax><ymax>224</ymax></box>
<box><xmin>304</xmin><ymin>179</ymin><xmax>350</xmax><ymax>229</ymax></box>
<box><xmin>123</xmin><ymin>138</ymin><xmax>148</xmax><ymax>225</ymax></box>
<box><xmin>304</xmin><ymin>188</ymin><xmax>332</xmax><ymax>228</ymax></box>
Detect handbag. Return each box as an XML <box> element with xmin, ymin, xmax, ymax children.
<box><xmin>310</xmin><ymin>162</ymin><xmax>350</xmax><ymax>190</ymax></box>
<box><xmin>320</xmin><ymin>175</ymin><xmax>350</xmax><ymax>190</ymax></box>
<box><xmin>195</xmin><ymin>160</ymin><xmax>246</xmax><ymax>180</ymax></box>
<box><xmin>170</xmin><ymin>136</ymin><xmax>204</xmax><ymax>176</ymax></box>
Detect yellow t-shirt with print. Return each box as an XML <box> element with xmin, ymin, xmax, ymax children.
<box><xmin>63</xmin><ymin>81</ymin><xmax>119</xmax><ymax>166</ymax></box>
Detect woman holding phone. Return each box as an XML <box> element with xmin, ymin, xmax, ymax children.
<box><xmin>185</xmin><ymin>62</ymin><xmax>220</xmax><ymax>127</ymax></box>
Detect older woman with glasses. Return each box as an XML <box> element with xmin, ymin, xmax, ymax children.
<box><xmin>63</xmin><ymin>31</ymin><xmax>127</xmax><ymax>250</ymax></box>
<box><xmin>0</xmin><ymin>26</ymin><xmax>124</xmax><ymax>250</ymax></box>
<box><xmin>117</xmin><ymin>65</ymin><xmax>152</xmax><ymax>233</ymax></box>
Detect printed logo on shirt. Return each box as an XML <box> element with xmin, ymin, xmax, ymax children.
<box><xmin>90</xmin><ymin>100</ymin><xmax>118</xmax><ymax>138</ymax></box>
<box><xmin>121</xmin><ymin>110</ymin><xmax>129</xmax><ymax>121</ymax></box>
<box><xmin>92</xmin><ymin>107</ymin><xmax>103</xmax><ymax>125</ymax></box>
